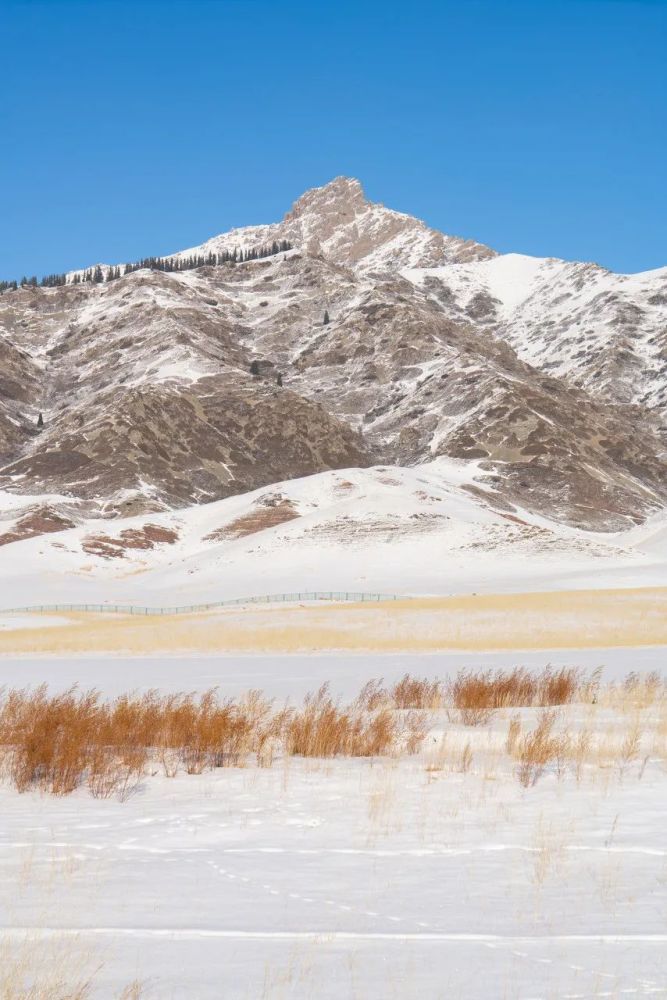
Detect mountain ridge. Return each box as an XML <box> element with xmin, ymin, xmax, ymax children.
<box><xmin>0</xmin><ymin>177</ymin><xmax>665</xmax><ymax>542</ymax></box>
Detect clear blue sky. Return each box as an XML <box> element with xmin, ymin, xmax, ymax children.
<box><xmin>2</xmin><ymin>0</ymin><xmax>665</xmax><ymax>277</ymax></box>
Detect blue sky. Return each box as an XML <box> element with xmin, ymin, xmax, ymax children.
<box><xmin>2</xmin><ymin>0</ymin><xmax>665</xmax><ymax>277</ymax></box>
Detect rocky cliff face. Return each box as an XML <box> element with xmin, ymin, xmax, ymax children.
<box><xmin>0</xmin><ymin>177</ymin><xmax>665</xmax><ymax>532</ymax></box>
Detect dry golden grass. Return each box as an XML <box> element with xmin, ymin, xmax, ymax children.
<box><xmin>285</xmin><ymin>685</ymin><xmax>397</xmax><ymax>757</ymax></box>
<box><xmin>0</xmin><ymin>669</ymin><xmax>664</xmax><ymax>797</ymax></box>
<box><xmin>0</xmin><ymin>682</ymin><xmax>430</xmax><ymax>795</ymax></box>
<box><xmin>2</xmin><ymin>586</ymin><xmax>666</xmax><ymax>655</ymax></box>
<box><xmin>506</xmin><ymin>673</ymin><xmax>667</xmax><ymax>787</ymax></box>
<box><xmin>597</xmin><ymin>670</ymin><xmax>666</xmax><ymax>711</ymax></box>
<box><xmin>390</xmin><ymin>675</ymin><xmax>444</xmax><ymax>710</ymax></box>
<box><xmin>0</xmin><ymin>932</ymin><xmax>144</xmax><ymax>1000</ymax></box>
<box><xmin>514</xmin><ymin>710</ymin><xmax>567</xmax><ymax>787</ymax></box>
<box><xmin>0</xmin><ymin>971</ymin><xmax>145</xmax><ymax>1000</ymax></box>
<box><xmin>448</xmin><ymin>667</ymin><xmax>579</xmax><ymax>725</ymax></box>
<box><xmin>359</xmin><ymin>668</ymin><xmax>579</xmax><ymax>719</ymax></box>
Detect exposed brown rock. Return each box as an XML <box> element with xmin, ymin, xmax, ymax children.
<box><xmin>0</xmin><ymin>507</ymin><xmax>75</xmax><ymax>547</ymax></box>
<box><xmin>81</xmin><ymin>523</ymin><xmax>178</xmax><ymax>559</ymax></box>
<box><xmin>205</xmin><ymin>495</ymin><xmax>299</xmax><ymax>540</ymax></box>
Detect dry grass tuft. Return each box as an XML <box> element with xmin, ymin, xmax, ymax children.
<box><xmin>448</xmin><ymin>667</ymin><xmax>579</xmax><ymax>725</ymax></box>
<box><xmin>598</xmin><ymin>671</ymin><xmax>666</xmax><ymax>711</ymax></box>
<box><xmin>284</xmin><ymin>684</ymin><xmax>427</xmax><ymax>758</ymax></box>
<box><xmin>0</xmin><ymin>932</ymin><xmax>144</xmax><ymax>999</ymax></box>
<box><xmin>391</xmin><ymin>675</ymin><xmax>443</xmax><ymax>710</ymax></box>
<box><xmin>515</xmin><ymin>710</ymin><xmax>567</xmax><ymax>787</ymax></box>
<box><xmin>284</xmin><ymin>684</ymin><xmax>396</xmax><ymax>758</ymax></box>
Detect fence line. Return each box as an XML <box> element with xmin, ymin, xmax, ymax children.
<box><xmin>3</xmin><ymin>591</ymin><xmax>401</xmax><ymax>617</ymax></box>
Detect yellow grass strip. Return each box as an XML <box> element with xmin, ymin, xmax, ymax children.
<box><xmin>0</xmin><ymin>586</ymin><xmax>666</xmax><ymax>655</ymax></box>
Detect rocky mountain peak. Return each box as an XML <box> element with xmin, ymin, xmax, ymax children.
<box><xmin>277</xmin><ymin>176</ymin><xmax>495</xmax><ymax>270</ymax></box>
<box><xmin>177</xmin><ymin>176</ymin><xmax>495</xmax><ymax>274</ymax></box>
<box><xmin>284</xmin><ymin>176</ymin><xmax>367</xmax><ymax>223</ymax></box>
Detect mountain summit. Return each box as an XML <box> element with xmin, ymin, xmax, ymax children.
<box><xmin>180</xmin><ymin>176</ymin><xmax>496</xmax><ymax>272</ymax></box>
<box><xmin>0</xmin><ymin>179</ymin><xmax>665</xmax><ymax>538</ymax></box>
<box><xmin>285</xmin><ymin>176</ymin><xmax>368</xmax><ymax>219</ymax></box>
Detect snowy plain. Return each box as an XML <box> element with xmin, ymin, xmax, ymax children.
<box><xmin>1</xmin><ymin>649</ymin><xmax>666</xmax><ymax>999</ymax></box>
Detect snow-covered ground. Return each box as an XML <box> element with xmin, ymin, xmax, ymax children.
<box><xmin>1</xmin><ymin>650</ymin><xmax>666</xmax><ymax>999</ymax></box>
<box><xmin>0</xmin><ymin>647</ymin><xmax>664</xmax><ymax>699</ymax></box>
<box><xmin>1</xmin><ymin>459</ymin><xmax>666</xmax><ymax>611</ymax></box>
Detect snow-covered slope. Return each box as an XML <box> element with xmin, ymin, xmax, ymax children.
<box><xmin>405</xmin><ymin>253</ymin><xmax>667</xmax><ymax>412</ymax></box>
<box><xmin>1</xmin><ymin>460</ymin><xmax>664</xmax><ymax>609</ymax></box>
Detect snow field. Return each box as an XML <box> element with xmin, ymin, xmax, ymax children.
<box><xmin>0</xmin><ymin>653</ymin><xmax>666</xmax><ymax>997</ymax></box>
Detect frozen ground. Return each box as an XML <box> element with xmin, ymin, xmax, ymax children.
<box><xmin>1</xmin><ymin>651</ymin><xmax>666</xmax><ymax>999</ymax></box>
<box><xmin>0</xmin><ymin>647</ymin><xmax>665</xmax><ymax>699</ymax></box>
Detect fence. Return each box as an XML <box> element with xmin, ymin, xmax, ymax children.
<box><xmin>4</xmin><ymin>591</ymin><xmax>401</xmax><ymax>617</ymax></box>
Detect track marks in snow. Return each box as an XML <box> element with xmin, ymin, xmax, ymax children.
<box><xmin>202</xmin><ymin>855</ymin><xmax>667</xmax><ymax>999</ymax></box>
<box><xmin>207</xmin><ymin>858</ymin><xmax>411</xmax><ymax>930</ymax></box>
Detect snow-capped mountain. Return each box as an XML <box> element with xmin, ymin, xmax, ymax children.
<box><xmin>178</xmin><ymin>176</ymin><xmax>495</xmax><ymax>271</ymax></box>
<box><xmin>0</xmin><ymin>176</ymin><xmax>665</xmax><ymax>555</ymax></box>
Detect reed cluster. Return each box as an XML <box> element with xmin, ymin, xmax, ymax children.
<box><xmin>0</xmin><ymin>682</ymin><xmax>425</xmax><ymax>796</ymax></box>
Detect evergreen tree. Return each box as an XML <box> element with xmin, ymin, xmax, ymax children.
<box><xmin>277</xmin><ymin>373</ymin><xmax>283</xmax><ymax>387</ymax></box>
<box><xmin>37</xmin><ymin>412</ymin><xmax>44</xmax><ymax>428</ymax></box>
<box><xmin>323</xmin><ymin>309</ymin><xmax>330</xmax><ymax>325</ymax></box>
<box><xmin>250</xmin><ymin>360</ymin><xmax>260</xmax><ymax>377</ymax></box>
<box><xmin>0</xmin><ymin>240</ymin><xmax>292</xmax><ymax>296</ymax></box>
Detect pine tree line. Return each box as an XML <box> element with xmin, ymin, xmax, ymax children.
<box><xmin>122</xmin><ymin>240</ymin><xmax>292</xmax><ymax>276</ymax></box>
<box><xmin>0</xmin><ymin>240</ymin><xmax>293</xmax><ymax>294</ymax></box>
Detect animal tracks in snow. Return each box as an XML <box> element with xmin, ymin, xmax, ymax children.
<box><xmin>202</xmin><ymin>854</ymin><xmax>667</xmax><ymax>999</ymax></box>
